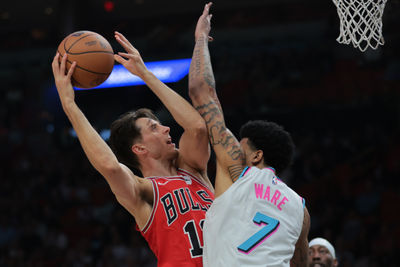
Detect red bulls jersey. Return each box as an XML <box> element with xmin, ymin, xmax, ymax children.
<box><xmin>138</xmin><ymin>169</ymin><xmax>214</xmax><ymax>267</ymax></box>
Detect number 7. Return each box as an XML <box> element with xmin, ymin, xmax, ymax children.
<box><xmin>237</xmin><ymin>212</ymin><xmax>280</xmax><ymax>254</ymax></box>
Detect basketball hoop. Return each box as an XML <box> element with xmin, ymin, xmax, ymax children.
<box><xmin>332</xmin><ymin>0</ymin><xmax>388</xmax><ymax>52</ymax></box>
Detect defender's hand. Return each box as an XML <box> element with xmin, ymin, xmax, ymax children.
<box><xmin>52</xmin><ymin>53</ymin><xmax>76</xmax><ymax>106</ymax></box>
<box><xmin>114</xmin><ymin>31</ymin><xmax>148</xmax><ymax>78</ymax></box>
<box><xmin>195</xmin><ymin>2</ymin><xmax>213</xmax><ymax>42</ymax></box>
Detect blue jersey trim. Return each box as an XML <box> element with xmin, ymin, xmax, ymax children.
<box><xmin>238</xmin><ymin>166</ymin><xmax>250</xmax><ymax>180</ymax></box>
<box><xmin>302</xmin><ymin>198</ymin><xmax>306</xmax><ymax>208</ymax></box>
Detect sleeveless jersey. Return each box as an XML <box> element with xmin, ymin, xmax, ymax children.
<box><xmin>203</xmin><ymin>167</ymin><xmax>305</xmax><ymax>267</ymax></box>
<box><xmin>138</xmin><ymin>169</ymin><xmax>214</xmax><ymax>267</ymax></box>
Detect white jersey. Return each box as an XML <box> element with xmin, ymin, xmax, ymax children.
<box><xmin>203</xmin><ymin>167</ymin><xmax>305</xmax><ymax>267</ymax></box>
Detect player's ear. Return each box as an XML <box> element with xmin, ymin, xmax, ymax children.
<box><xmin>251</xmin><ymin>150</ymin><xmax>263</xmax><ymax>165</ymax></box>
<box><xmin>132</xmin><ymin>144</ymin><xmax>146</xmax><ymax>155</ymax></box>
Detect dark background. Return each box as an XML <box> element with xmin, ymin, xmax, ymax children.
<box><xmin>1</xmin><ymin>0</ymin><xmax>399</xmax><ymax>266</ymax></box>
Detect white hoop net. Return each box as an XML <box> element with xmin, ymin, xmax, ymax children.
<box><xmin>332</xmin><ymin>0</ymin><xmax>387</xmax><ymax>52</ymax></box>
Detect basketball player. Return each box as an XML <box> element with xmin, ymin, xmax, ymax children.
<box><xmin>51</xmin><ymin>29</ymin><xmax>214</xmax><ymax>266</ymax></box>
<box><xmin>188</xmin><ymin>3</ymin><xmax>310</xmax><ymax>266</ymax></box>
<box><xmin>308</xmin><ymin>238</ymin><xmax>338</xmax><ymax>267</ymax></box>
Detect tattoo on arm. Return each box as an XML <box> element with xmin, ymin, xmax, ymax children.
<box><xmin>190</xmin><ymin>36</ymin><xmax>216</xmax><ymax>94</ymax></box>
<box><xmin>191</xmin><ymin>36</ymin><xmax>241</xmax><ymax>182</ymax></box>
<box><xmin>228</xmin><ymin>165</ymin><xmax>244</xmax><ymax>182</ymax></box>
<box><xmin>195</xmin><ymin>100</ymin><xmax>244</xmax><ymax>182</ymax></box>
<box><xmin>189</xmin><ymin>46</ymin><xmax>201</xmax><ymax>84</ymax></box>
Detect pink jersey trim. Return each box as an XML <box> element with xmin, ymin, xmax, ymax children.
<box><xmin>243</xmin><ymin>166</ymin><xmax>252</xmax><ymax>177</ymax></box>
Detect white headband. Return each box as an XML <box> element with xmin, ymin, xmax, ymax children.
<box><xmin>309</xmin><ymin>237</ymin><xmax>336</xmax><ymax>259</ymax></box>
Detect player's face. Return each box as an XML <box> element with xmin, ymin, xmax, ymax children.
<box><xmin>308</xmin><ymin>245</ymin><xmax>338</xmax><ymax>267</ymax></box>
<box><xmin>135</xmin><ymin>117</ymin><xmax>177</xmax><ymax>160</ymax></box>
<box><xmin>239</xmin><ymin>138</ymin><xmax>255</xmax><ymax>166</ymax></box>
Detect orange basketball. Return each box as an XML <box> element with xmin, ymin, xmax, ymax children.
<box><xmin>57</xmin><ymin>31</ymin><xmax>114</xmax><ymax>89</ymax></box>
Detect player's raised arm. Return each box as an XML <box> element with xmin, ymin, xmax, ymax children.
<box><xmin>114</xmin><ymin>32</ymin><xmax>211</xmax><ymax>178</ymax></box>
<box><xmin>188</xmin><ymin>3</ymin><xmax>244</xmax><ymax>194</ymax></box>
<box><xmin>51</xmin><ymin>53</ymin><xmax>149</xmax><ymax>222</ymax></box>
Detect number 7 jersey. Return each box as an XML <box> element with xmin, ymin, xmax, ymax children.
<box><xmin>137</xmin><ymin>169</ymin><xmax>214</xmax><ymax>267</ymax></box>
<box><xmin>203</xmin><ymin>167</ymin><xmax>305</xmax><ymax>267</ymax></box>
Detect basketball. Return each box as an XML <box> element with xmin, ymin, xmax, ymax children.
<box><xmin>57</xmin><ymin>30</ymin><xmax>114</xmax><ymax>89</ymax></box>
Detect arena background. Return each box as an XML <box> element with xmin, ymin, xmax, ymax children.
<box><xmin>1</xmin><ymin>0</ymin><xmax>399</xmax><ymax>266</ymax></box>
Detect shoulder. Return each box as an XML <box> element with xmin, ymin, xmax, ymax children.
<box><xmin>177</xmin><ymin>168</ymin><xmax>214</xmax><ymax>193</ymax></box>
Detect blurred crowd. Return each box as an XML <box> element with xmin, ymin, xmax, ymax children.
<box><xmin>1</xmin><ymin>2</ymin><xmax>400</xmax><ymax>266</ymax></box>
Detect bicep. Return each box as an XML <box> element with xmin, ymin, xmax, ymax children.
<box><xmin>178</xmin><ymin>123</ymin><xmax>210</xmax><ymax>172</ymax></box>
<box><xmin>290</xmin><ymin>207</ymin><xmax>311</xmax><ymax>267</ymax></box>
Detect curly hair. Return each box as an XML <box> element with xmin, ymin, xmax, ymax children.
<box><xmin>239</xmin><ymin>120</ymin><xmax>295</xmax><ymax>174</ymax></box>
<box><xmin>109</xmin><ymin>108</ymin><xmax>159</xmax><ymax>172</ymax></box>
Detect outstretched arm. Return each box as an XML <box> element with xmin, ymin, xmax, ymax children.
<box><xmin>114</xmin><ymin>33</ymin><xmax>211</xmax><ymax>180</ymax></box>
<box><xmin>188</xmin><ymin>2</ymin><xmax>244</xmax><ymax>196</ymax></box>
<box><xmin>52</xmin><ymin>53</ymin><xmax>151</xmax><ymax>227</ymax></box>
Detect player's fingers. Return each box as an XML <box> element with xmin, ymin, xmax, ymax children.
<box><xmin>52</xmin><ymin>53</ymin><xmax>60</xmax><ymax>75</ymax></box>
<box><xmin>115</xmin><ymin>35</ymin><xmax>137</xmax><ymax>54</ymax></box>
<box><xmin>208</xmin><ymin>36</ymin><xmax>214</xmax><ymax>42</ymax></box>
<box><xmin>204</xmin><ymin>2</ymin><xmax>212</xmax><ymax>14</ymax></box>
<box><xmin>66</xmin><ymin>61</ymin><xmax>76</xmax><ymax>80</ymax></box>
<box><xmin>115</xmin><ymin>35</ymin><xmax>129</xmax><ymax>50</ymax></box>
<box><xmin>115</xmin><ymin>32</ymin><xmax>138</xmax><ymax>53</ymax></box>
<box><xmin>60</xmin><ymin>53</ymin><xmax>67</xmax><ymax>75</ymax></box>
<box><xmin>114</xmin><ymin>54</ymin><xmax>128</xmax><ymax>65</ymax></box>
<box><xmin>118</xmin><ymin>52</ymin><xmax>139</xmax><ymax>60</ymax></box>
<box><xmin>115</xmin><ymin>32</ymin><xmax>131</xmax><ymax>46</ymax></box>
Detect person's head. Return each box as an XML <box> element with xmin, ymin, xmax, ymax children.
<box><xmin>239</xmin><ymin>120</ymin><xmax>294</xmax><ymax>174</ymax></box>
<box><xmin>308</xmin><ymin>237</ymin><xmax>338</xmax><ymax>267</ymax></box>
<box><xmin>109</xmin><ymin>108</ymin><xmax>177</xmax><ymax>172</ymax></box>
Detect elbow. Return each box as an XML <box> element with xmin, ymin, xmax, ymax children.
<box><xmin>191</xmin><ymin>121</ymin><xmax>208</xmax><ymax>137</ymax></box>
<box><xmin>98</xmin><ymin>160</ymin><xmax>122</xmax><ymax>177</ymax></box>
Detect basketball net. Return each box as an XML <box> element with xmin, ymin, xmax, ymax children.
<box><xmin>332</xmin><ymin>0</ymin><xmax>387</xmax><ymax>52</ymax></box>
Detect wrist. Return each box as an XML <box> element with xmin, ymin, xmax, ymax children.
<box><xmin>140</xmin><ymin>70</ymin><xmax>155</xmax><ymax>82</ymax></box>
<box><xmin>61</xmin><ymin>99</ymin><xmax>76</xmax><ymax>112</ymax></box>
<box><xmin>195</xmin><ymin>33</ymin><xmax>208</xmax><ymax>42</ymax></box>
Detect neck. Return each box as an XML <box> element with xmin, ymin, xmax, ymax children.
<box><xmin>140</xmin><ymin>157</ymin><xmax>178</xmax><ymax>178</ymax></box>
<box><xmin>252</xmin><ymin>162</ymin><xmax>268</xmax><ymax>169</ymax></box>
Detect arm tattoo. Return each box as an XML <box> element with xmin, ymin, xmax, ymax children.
<box><xmin>228</xmin><ymin>165</ymin><xmax>244</xmax><ymax>182</ymax></box>
<box><xmin>189</xmin><ymin>38</ymin><xmax>202</xmax><ymax>84</ymax></box>
<box><xmin>189</xmin><ymin>36</ymin><xmax>216</xmax><ymax>90</ymax></box>
<box><xmin>191</xmin><ymin>35</ymin><xmax>242</xmax><ymax>182</ymax></box>
<box><xmin>196</xmin><ymin>100</ymin><xmax>244</xmax><ymax>182</ymax></box>
<box><xmin>202</xmin><ymin>43</ymin><xmax>215</xmax><ymax>89</ymax></box>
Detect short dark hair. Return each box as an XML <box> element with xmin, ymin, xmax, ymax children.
<box><xmin>239</xmin><ymin>120</ymin><xmax>294</xmax><ymax>174</ymax></box>
<box><xmin>109</xmin><ymin>108</ymin><xmax>159</xmax><ymax>172</ymax></box>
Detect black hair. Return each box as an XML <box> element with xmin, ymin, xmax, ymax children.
<box><xmin>239</xmin><ymin>120</ymin><xmax>295</xmax><ymax>174</ymax></box>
